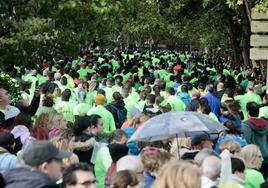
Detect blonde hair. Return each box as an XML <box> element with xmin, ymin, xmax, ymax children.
<box><xmin>238</xmin><ymin>144</ymin><xmax>263</xmax><ymax>169</ymax></box>
<box><xmin>51</xmin><ymin>130</ymin><xmax>79</xmax><ymax>169</ymax></box>
<box><xmin>152</xmin><ymin>160</ymin><xmax>201</xmax><ymax>188</ymax></box>
<box><xmin>219</xmin><ymin>140</ymin><xmax>241</xmax><ymax>154</ymax></box>
<box><xmin>34</xmin><ymin>113</ymin><xmax>50</xmax><ymax>129</ymax></box>
<box><xmin>48</xmin><ymin>113</ymin><xmax>64</xmax><ymax>129</ymax></box>
<box><xmin>141</xmin><ymin>147</ymin><xmax>172</xmax><ymax>173</ymax></box>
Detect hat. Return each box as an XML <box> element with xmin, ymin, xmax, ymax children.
<box><xmin>22</xmin><ymin>141</ymin><xmax>71</xmax><ymax>166</ymax></box>
<box><xmin>0</xmin><ymin>132</ymin><xmax>15</xmax><ymax>147</ymax></box>
<box><xmin>95</xmin><ymin>94</ymin><xmax>106</xmax><ymax>105</ymax></box>
<box><xmin>191</xmin><ymin>133</ymin><xmax>210</xmax><ymax>147</ymax></box>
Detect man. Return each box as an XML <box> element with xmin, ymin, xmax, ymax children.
<box><xmin>181</xmin><ymin>133</ymin><xmax>213</xmax><ymax>160</ymax></box>
<box><xmin>54</xmin><ymin>89</ymin><xmax>75</xmax><ymax>123</ymax></box>
<box><xmin>94</xmin><ymin>129</ymin><xmax>128</xmax><ymax>188</ymax></box>
<box><xmin>203</xmin><ymin>84</ymin><xmax>221</xmax><ymax>119</ymax></box>
<box><xmin>87</xmin><ymin>94</ymin><xmax>116</xmax><ymax>134</ymax></box>
<box><xmin>63</xmin><ymin>163</ymin><xmax>96</xmax><ymax>188</ymax></box>
<box><xmin>3</xmin><ymin>140</ymin><xmax>71</xmax><ymax>188</ymax></box>
<box><xmin>201</xmin><ymin>156</ymin><xmax>221</xmax><ymax>188</ymax></box>
<box><xmin>243</xmin><ymin>101</ymin><xmax>268</xmax><ymax>178</ymax></box>
<box><xmin>0</xmin><ymin>86</ymin><xmax>40</xmax><ymax>130</ymax></box>
<box><xmin>161</xmin><ymin>87</ymin><xmax>185</xmax><ymax>112</ymax></box>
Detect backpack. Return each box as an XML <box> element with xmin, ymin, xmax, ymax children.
<box><xmin>109</xmin><ymin>104</ymin><xmax>127</xmax><ymax>129</ymax></box>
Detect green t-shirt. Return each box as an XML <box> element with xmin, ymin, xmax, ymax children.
<box><xmin>73</xmin><ymin>103</ymin><xmax>91</xmax><ymax>116</ymax></box>
<box><xmin>259</xmin><ymin>106</ymin><xmax>268</xmax><ymax>119</ymax></box>
<box><xmin>165</xmin><ymin>95</ymin><xmax>185</xmax><ymax>112</ymax></box>
<box><xmin>244</xmin><ymin>168</ymin><xmax>264</xmax><ymax>188</ymax></box>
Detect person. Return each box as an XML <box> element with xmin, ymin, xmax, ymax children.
<box><xmin>72</xmin><ymin>116</ymin><xmax>97</xmax><ymax>165</ymax></box>
<box><xmin>31</xmin><ymin>113</ymin><xmax>50</xmax><ymax>140</ymax></box>
<box><xmin>230</xmin><ymin>157</ymin><xmax>246</xmax><ymax>188</ymax></box>
<box><xmin>48</xmin><ymin>113</ymin><xmax>68</xmax><ymax>140</ymax></box>
<box><xmin>218</xmin><ymin>140</ymin><xmax>241</xmax><ymax>155</ymax></box>
<box><xmin>54</xmin><ymin>89</ymin><xmax>75</xmax><ymax>123</ymax></box>
<box><xmin>214</xmin><ymin>121</ymin><xmax>247</xmax><ymax>155</ymax></box>
<box><xmin>194</xmin><ymin>148</ymin><xmax>215</xmax><ymax>166</ymax></box>
<box><xmin>238</xmin><ymin>144</ymin><xmax>265</xmax><ymax>188</ymax></box>
<box><xmin>143</xmin><ymin>94</ymin><xmax>161</xmax><ymax>116</ymax></box>
<box><xmin>94</xmin><ymin>130</ymin><xmax>128</xmax><ymax>188</ymax></box>
<box><xmin>105</xmin><ymin>143</ymin><xmax>129</xmax><ymax>187</ymax></box>
<box><xmin>116</xmin><ymin>155</ymin><xmax>144</xmax><ymax>183</ymax></box>
<box><xmin>87</xmin><ymin>94</ymin><xmax>116</xmax><ymax>134</ymax></box>
<box><xmin>62</xmin><ymin>162</ymin><xmax>96</xmax><ymax>188</ymax></box>
<box><xmin>202</xmin><ymin>84</ymin><xmax>221</xmax><ymax>119</ymax></box>
<box><xmin>242</xmin><ymin>102</ymin><xmax>268</xmax><ymax>178</ymax></box>
<box><xmin>111</xmin><ymin>170</ymin><xmax>139</xmax><ymax>188</ymax></box>
<box><xmin>141</xmin><ymin>147</ymin><xmax>172</xmax><ymax>188</ymax></box>
<box><xmin>0</xmin><ymin>132</ymin><xmax>17</xmax><ymax>172</ymax></box>
<box><xmin>186</xmin><ymin>90</ymin><xmax>200</xmax><ymax>112</ymax></box>
<box><xmin>161</xmin><ymin>87</ymin><xmax>185</xmax><ymax>112</ymax></box>
<box><xmin>3</xmin><ymin>140</ymin><xmax>71</xmax><ymax>188</ymax></box>
<box><xmin>201</xmin><ymin>156</ymin><xmax>221</xmax><ymax>188</ymax></box>
<box><xmin>73</xmin><ymin>90</ymin><xmax>91</xmax><ymax>117</ymax></box>
<box><xmin>105</xmin><ymin>92</ymin><xmax>127</xmax><ymax>129</ymax></box>
<box><xmin>51</xmin><ymin>130</ymin><xmax>79</xmax><ymax>170</ymax></box>
<box><xmin>152</xmin><ymin>160</ymin><xmax>201</xmax><ymax>188</ymax></box>
<box><xmin>181</xmin><ymin>133</ymin><xmax>213</xmax><ymax>160</ymax></box>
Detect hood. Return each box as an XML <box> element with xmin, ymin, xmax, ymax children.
<box><xmin>73</xmin><ymin>137</ymin><xmax>96</xmax><ymax>151</ymax></box>
<box><xmin>3</xmin><ymin>167</ymin><xmax>56</xmax><ymax>188</ymax></box>
<box><xmin>111</xmin><ymin>100</ymin><xmax>125</xmax><ymax>108</ymax></box>
<box><xmin>245</xmin><ymin>118</ymin><xmax>268</xmax><ymax>129</ymax></box>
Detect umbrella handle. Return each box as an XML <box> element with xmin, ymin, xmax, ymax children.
<box><xmin>176</xmin><ymin>134</ymin><xmax>180</xmax><ymax>160</ymax></box>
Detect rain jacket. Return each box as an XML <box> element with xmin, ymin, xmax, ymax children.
<box><xmin>242</xmin><ymin>119</ymin><xmax>268</xmax><ymax>163</ymax></box>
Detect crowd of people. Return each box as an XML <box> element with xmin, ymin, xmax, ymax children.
<box><xmin>0</xmin><ymin>48</ymin><xmax>268</xmax><ymax>188</ymax></box>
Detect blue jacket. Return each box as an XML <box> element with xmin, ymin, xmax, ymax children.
<box><xmin>0</xmin><ymin>148</ymin><xmax>16</xmax><ymax>173</ymax></box>
<box><xmin>143</xmin><ymin>172</ymin><xmax>155</xmax><ymax>188</ymax></box>
<box><xmin>203</xmin><ymin>92</ymin><xmax>221</xmax><ymax>118</ymax></box>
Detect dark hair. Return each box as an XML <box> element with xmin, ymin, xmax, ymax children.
<box><xmin>43</xmin><ymin>95</ymin><xmax>54</xmax><ymax>107</ymax></box>
<box><xmin>165</xmin><ymin>87</ymin><xmax>175</xmax><ymax>95</ymax></box>
<box><xmin>72</xmin><ymin>116</ymin><xmax>91</xmax><ymax>136</ymax></box>
<box><xmin>12</xmin><ymin>112</ymin><xmax>32</xmax><ymax>128</ymax></box>
<box><xmin>231</xmin><ymin>157</ymin><xmax>245</xmax><ymax>174</ymax></box>
<box><xmin>146</xmin><ymin>94</ymin><xmax>155</xmax><ymax>104</ymax></box>
<box><xmin>61</xmin><ymin>76</ymin><xmax>68</xmax><ymax>86</ymax></box>
<box><xmin>199</xmin><ymin>104</ymin><xmax>211</xmax><ymax>115</ymax></box>
<box><xmin>246</xmin><ymin>101</ymin><xmax>259</xmax><ymax>117</ymax></box>
<box><xmin>223</xmin><ymin>121</ymin><xmax>242</xmax><ymax>134</ymax></box>
<box><xmin>97</xmin><ymin>89</ymin><xmax>106</xmax><ymax>96</ymax></box>
<box><xmin>113</xmin><ymin>92</ymin><xmax>123</xmax><ymax>102</ymax></box>
<box><xmin>90</xmin><ymin>114</ymin><xmax>102</xmax><ymax>127</ymax></box>
<box><xmin>62</xmin><ymin>89</ymin><xmax>71</xmax><ymax>101</ymax></box>
<box><xmin>63</xmin><ymin>162</ymin><xmax>94</xmax><ymax>187</ymax></box>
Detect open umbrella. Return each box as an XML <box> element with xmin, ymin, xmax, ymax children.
<box><xmin>129</xmin><ymin>112</ymin><xmax>225</xmax><ymax>142</ymax></box>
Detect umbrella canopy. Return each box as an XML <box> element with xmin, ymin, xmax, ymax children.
<box><xmin>129</xmin><ymin>112</ymin><xmax>225</xmax><ymax>142</ymax></box>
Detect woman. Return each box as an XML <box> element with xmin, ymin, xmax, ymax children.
<box><xmin>51</xmin><ymin>129</ymin><xmax>79</xmax><ymax>170</ymax></box>
<box><xmin>239</xmin><ymin>144</ymin><xmax>265</xmax><ymax>188</ymax></box>
<box><xmin>141</xmin><ymin>147</ymin><xmax>172</xmax><ymax>188</ymax></box>
<box><xmin>31</xmin><ymin>113</ymin><xmax>50</xmax><ymax>140</ymax></box>
<box><xmin>72</xmin><ymin>116</ymin><xmax>96</xmax><ymax>165</ymax></box>
<box><xmin>152</xmin><ymin>160</ymin><xmax>201</xmax><ymax>188</ymax></box>
<box><xmin>48</xmin><ymin>113</ymin><xmax>68</xmax><ymax>140</ymax></box>
<box><xmin>106</xmin><ymin>92</ymin><xmax>127</xmax><ymax>129</ymax></box>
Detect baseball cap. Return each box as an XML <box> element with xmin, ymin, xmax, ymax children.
<box><xmin>22</xmin><ymin>141</ymin><xmax>72</xmax><ymax>166</ymax></box>
<box><xmin>191</xmin><ymin>133</ymin><xmax>211</xmax><ymax>147</ymax></box>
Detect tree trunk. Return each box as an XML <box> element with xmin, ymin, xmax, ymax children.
<box><xmin>241</xmin><ymin>2</ymin><xmax>251</xmax><ymax>66</ymax></box>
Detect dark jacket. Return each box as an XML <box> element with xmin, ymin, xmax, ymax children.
<box><xmin>242</xmin><ymin>121</ymin><xmax>268</xmax><ymax>163</ymax></box>
<box><xmin>73</xmin><ymin>133</ymin><xmax>96</xmax><ymax>165</ymax></box>
<box><xmin>105</xmin><ymin>101</ymin><xmax>127</xmax><ymax>129</ymax></box>
<box><xmin>3</xmin><ymin>167</ymin><xmax>58</xmax><ymax>188</ymax></box>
